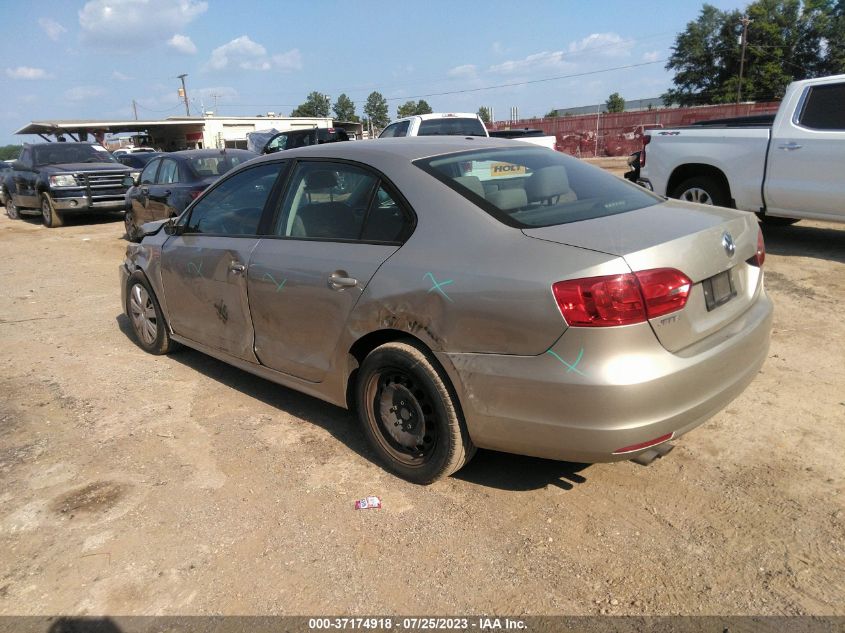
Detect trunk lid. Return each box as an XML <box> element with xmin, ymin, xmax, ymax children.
<box><xmin>523</xmin><ymin>200</ymin><xmax>763</xmax><ymax>352</ymax></box>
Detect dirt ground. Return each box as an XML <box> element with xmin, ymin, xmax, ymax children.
<box><xmin>0</xmin><ymin>197</ymin><xmax>843</xmax><ymax>617</ymax></box>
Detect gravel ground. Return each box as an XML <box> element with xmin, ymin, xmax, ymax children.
<box><xmin>0</xmin><ymin>197</ymin><xmax>843</xmax><ymax>616</ymax></box>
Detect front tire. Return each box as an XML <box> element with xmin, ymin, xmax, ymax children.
<box><xmin>41</xmin><ymin>194</ymin><xmax>64</xmax><ymax>228</ymax></box>
<box><xmin>5</xmin><ymin>194</ymin><xmax>20</xmax><ymax>220</ymax></box>
<box><xmin>670</xmin><ymin>176</ymin><xmax>730</xmax><ymax>208</ymax></box>
<box><xmin>125</xmin><ymin>272</ymin><xmax>175</xmax><ymax>355</ymax></box>
<box><xmin>355</xmin><ymin>340</ymin><xmax>475</xmax><ymax>484</ymax></box>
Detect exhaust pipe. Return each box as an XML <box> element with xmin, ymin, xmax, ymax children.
<box><xmin>631</xmin><ymin>441</ymin><xmax>674</xmax><ymax>466</ymax></box>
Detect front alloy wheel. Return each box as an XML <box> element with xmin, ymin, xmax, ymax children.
<box><xmin>125</xmin><ymin>273</ymin><xmax>175</xmax><ymax>355</ymax></box>
<box><xmin>41</xmin><ymin>194</ymin><xmax>64</xmax><ymax>228</ymax></box>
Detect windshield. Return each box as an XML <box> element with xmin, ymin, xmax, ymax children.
<box><xmin>415</xmin><ymin>147</ymin><xmax>661</xmax><ymax>228</ymax></box>
<box><xmin>33</xmin><ymin>144</ymin><xmax>119</xmax><ymax>166</ymax></box>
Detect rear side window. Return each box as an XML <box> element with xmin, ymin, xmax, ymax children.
<box><xmin>797</xmin><ymin>83</ymin><xmax>845</xmax><ymax>130</ymax></box>
<box><xmin>416</xmin><ymin>147</ymin><xmax>661</xmax><ymax>228</ymax></box>
<box><xmin>379</xmin><ymin>121</ymin><xmax>410</xmax><ymax>138</ymax></box>
<box><xmin>418</xmin><ymin>118</ymin><xmax>487</xmax><ymax>136</ymax></box>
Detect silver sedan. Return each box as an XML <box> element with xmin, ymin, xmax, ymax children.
<box><xmin>120</xmin><ymin>137</ymin><xmax>772</xmax><ymax>484</ymax></box>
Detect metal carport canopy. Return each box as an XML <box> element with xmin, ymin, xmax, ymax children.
<box><xmin>15</xmin><ymin>118</ymin><xmax>205</xmax><ymax>139</ymax></box>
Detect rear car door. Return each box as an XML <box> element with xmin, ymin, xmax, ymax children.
<box><xmin>159</xmin><ymin>162</ymin><xmax>287</xmax><ymax>360</ymax></box>
<box><xmin>247</xmin><ymin>160</ymin><xmax>413</xmax><ymax>382</ymax></box>
<box><xmin>764</xmin><ymin>80</ymin><xmax>845</xmax><ymax>221</ymax></box>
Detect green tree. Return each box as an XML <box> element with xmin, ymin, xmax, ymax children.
<box><xmin>605</xmin><ymin>93</ymin><xmax>626</xmax><ymax>113</ymax></box>
<box><xmin>477</xmin><ymin>106</ymin><xmax>491</xmax><ymax>123</ymax></box>
<box><xmin>364</xmin><ymin>91</ymin><xmax>389</xmax><ymax>130</ymax></box>
<box><xmin>544</xmin><ymin>108</ymin><xmax>558</xmax><ymax>118</ymax></box>
<box><xmin>291</xmin><ymin>91</ymin><xmax>331</xmax><ymax>117</ymax></box>
<box><xmin>332</xmin><ymin>93</ymin><xmax>358</xmax><ymax>122</ymax></box>
<box><xmin>415</xmin><ymin>99</ymin><xmax>432</xmax><ymax>115</ymax></box>
<box><xmin>664</xmin><ymin>0</ymin><xmax>843</xmax><ymax>106</ymax></box>
<box><xmin>0</xmin><ymin>145</ymin><xmax>21</xmax><ymax>161</ymax></box>
<box><xmin>396</xmin><ymin>100</ymin><xmax>417</xmax><ymax>118</ymax></box>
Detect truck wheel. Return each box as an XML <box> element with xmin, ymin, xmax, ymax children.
<box><xmin>670</xmin><ymin>176</ymin><xmax>729</xmax><ymax>208</ymax></box>
<box><xmin>355</xmin><ymin>340</ymin><xmax>476</xmax><ymax>484</ymax></box>
<box><xmin>125</xmin><ymin>272</ymin><xmax>176</xmax><ymax>355</ymax></box>
<box><xmin>41</xmin><ymin>194</ymin><xmax>64</xmax><ymax>228</ymax></box>
<box><xmin>5</xmin><ymin>194</ymin><xmax>20</xmax><ymax>220</ymax></box>
<box><xmin>757</xmin><ymin>213</ymin><xmax>799</xmax><ymax>226</ymax></box>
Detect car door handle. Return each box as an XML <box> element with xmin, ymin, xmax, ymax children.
<box><xmin>328</xmin><ymin>273</ymin><xmax>358</xmax><ymax>289</ymax></box>
<box><xmin>777</xmin><ymin>142</ymin><xmax>802</xmax><ymax>151</ymax></box>
<box><xmin>228</xmin><ymin>261</ymin><xmax>246</xmax><ymax>274</ymax></box>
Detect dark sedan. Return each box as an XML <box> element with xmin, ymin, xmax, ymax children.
<box><xmin>124</xmin><ymin>148</ymin><xmax>256</xmax><ymax>241</ymax></box>
<box><xmin>116</xmin><ymin>152</ymin><xmax>165</xmax><ymax>169</ymax></box>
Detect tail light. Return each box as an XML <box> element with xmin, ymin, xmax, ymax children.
<box><xmin>552</xmin><ymin>268</ymin><xmax>692</xmax><ymax>327</ymax></box>
<box><xmin>749</xmin><ymin>227</ymin><xmax>765</xmax><ymax>267</ymax></box>
<box><xmin>641</xmin><ymin>134</ymin><xmax>651</xmax><ymax>167</ymax></box>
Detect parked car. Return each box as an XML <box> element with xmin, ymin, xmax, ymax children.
<box><xmin>378</xmin><ymin>113</ymin><xmax>489</xmax><ymax>138</ymax></box>
<box><xmin>120</xmin><ymin>137</ymin><xmax>772</xmax><ymax>484</ymax></box>
<box><xmin>247</xmin><ymin>127</ymin><xmax>350</xmax><ymax>154</ymax></box>
<box><xmin>123</xmin><ymin>148</ymin><xmax>256</xmax><ymax>241</ymax></box>
<box><xmin>6</xmin><ymin>142</ymin><xmax>133</xmax><ymax>227</ymax></box>
<box><xmin>113</xmin><ymin>147</ymin><xmax>158</xmax><ymax>157</ymax></box>
<box><xmin>639</xmin><ymin>73</ymin><xmax>845</xmax><ymax>225</ymax></box>
<box><xmin>116</xmin><ymin>152</ymin><xmax>165</xmax><ymax>169</ymax></box>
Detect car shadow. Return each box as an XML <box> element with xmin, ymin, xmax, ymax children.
<box><xmin>761</xmin><ymin>221</ymin><xmax>845</xmax><ymax>264</ymax></box>
<box><xmin>454</xmin><ymin>450</ymin><xmax>591</xmax><ymax>492</ymax></box>
<box><xmin>116</xmin><ymin>313</ymin><xmax>594</xmax><ymax>492</ymax></box>
<box><xmin>15</xmin><ymin>210</ymin><xmax>123</xmax><ymax>228</ymax></box>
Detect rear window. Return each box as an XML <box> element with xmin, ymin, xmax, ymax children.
<box><xmin>418</xmin><ymin>118</ymin><xmax>487</xmax><ymax>137</ymax></box>
<box><xmin>188</xmin><ymin>155</ymin><xmax>250</xmax><ymax>177</ymax></box>
<box><xmin>797</xmin><ymin>83</ymin><xmax>845</xmax><ymax>130</ymax></box>
<box><xmin>415</xmin><ymin>147</ymin><xmax>661</xmax><ymax>228</ymax></box>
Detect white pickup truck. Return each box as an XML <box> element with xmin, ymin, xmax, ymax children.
<box><xmin>640</xmin><ymin>74</ymin><xmax>845</xmax><ymax>225</ymax></box>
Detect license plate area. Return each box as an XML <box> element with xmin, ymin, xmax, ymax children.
<box><xmin>702</xmin><ymin>269</ymin><xmax>736</xmax><ymax>311</ymax></box>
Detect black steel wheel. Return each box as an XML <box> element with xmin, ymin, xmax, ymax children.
<box><xmin>356</xmin><ymin>340</ymin><xmax>475</xmax><ymax>484</ymax></box>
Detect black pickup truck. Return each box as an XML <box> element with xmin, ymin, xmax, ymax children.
<box><xmin>5</xmin><ymin>142</ymin><xmax>134</xmax><ymax>227</ymax></box>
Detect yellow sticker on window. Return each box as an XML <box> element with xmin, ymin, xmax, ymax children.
<box><xmin>490</xmin><ymin>162</ymin><xmax>526</xmax><ymax>177</ymax></box>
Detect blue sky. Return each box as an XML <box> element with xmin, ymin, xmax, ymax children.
<box><xmin>0</xmin><ymin>0</ymin><xmax>748</xmax><ymax>145</ymax></box>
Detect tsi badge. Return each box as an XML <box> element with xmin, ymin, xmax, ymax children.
<box><xmin>722</xmin><ymin>231</ymin><xmax>736</xmax><ymax>257</ymax></box>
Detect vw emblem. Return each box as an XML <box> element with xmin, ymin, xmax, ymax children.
<box><xmin>722</xmin><ymin>232</ymin><xmax>736</xmax><ymax>257</ymax></box>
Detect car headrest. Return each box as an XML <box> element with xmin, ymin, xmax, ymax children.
<box><xmin>453</xmin><ymin>175</ymin><xmax>485</xmax><ymax>199</ymax></box>
<box><xmin>486</xmin><ymin>188</ymin><xmax>528</xmax><ymax>211</ymax></box>
<box><xmin>525</xmin><ymin>165</ymin><xmax>571</xmax><ymax>201</ymax></box>
<box><xmin>304</xmin><ymin>170</ymin><xmax>338</xmax><ymax>190</ymax></box>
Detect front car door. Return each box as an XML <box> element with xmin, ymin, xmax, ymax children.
<box><xmin>147</xmin><ymin>158</ymin><xmax>180</xmax><ymax>222</ymax></box>
<box><xmin>764</xmin><ymin>80</ymin><xmax>845</xmax><ymax>222</ymax></box>
<box><xmin>12</xmin><ymin>147</ymin><xmax>38</xmax><ymax>208</ymax></box>
<box><xmin>247</xmin><ymin>160</ymin><xmax>414</xmax><ymax>382</ymax></box>
<box><xmin>159</xmin><ymin>162</ymin><xmax>287</xmax><ymax>361</ymax></box>
<box><xmin>128</xmin><ymin>158</ymin><xmax>161</xmax><ymax>225</ymax></box>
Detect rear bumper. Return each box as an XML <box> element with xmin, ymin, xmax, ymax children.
<box><xmin>440</xmin><ymin>290</ymin><xmax>773</xmax><ymax>463</ymax></box>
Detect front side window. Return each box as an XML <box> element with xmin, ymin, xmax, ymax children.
<box><xmin>416</xmin><ymin>147</ymin><xmax>661</xmax><ymax>228</ymax></box>
<box><xmin>274</xmin><ymin>162</ymin><xmax>412</xmax><ymax>242</ymax></box>
<box><xmin>798</xmin><ymin>83</ymin><xmax>845</xmax><ymax>130</ymax></box>
<box><xmin>157</xmin><ymin>159</ymin><xmax>180</xmax><ymax>184</ymax></box>
<box><xmin>139</xmin><ymin>159</ymin><xmax>160</xmax><ymax>185</ymax></box>
<box><xmin>379</xmin><ymin>121</ymin><xmax>410</xmax><ymax>138</ymax></box>
<box><xmin>417</xmin><ymin>117</ymin><xmax>487</xmax><ymax>137</ymax></box>
<box><xmin>19</xmin><ymin>148</ymin><xmax>33</xmax><ymax>167</ymax></box>
<box><xmin>185</xmin><ymin>163</ymin><xmax>283</xmax><ymax>236</ymax></box>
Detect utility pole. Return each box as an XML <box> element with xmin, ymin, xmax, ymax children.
<box><xmin>177</xmin><ymin>73</ymin><xmax>191</xmax><ymax>116</ymax></box>
<box><xmin>737</xmin><ymin>15</ymin><xmax>752</xmax><ymax>104</ymax></box>
<box><xmin>132</xmin><ymin>99</ymin><xmax>138</xmax><ymax>120</ymax></box>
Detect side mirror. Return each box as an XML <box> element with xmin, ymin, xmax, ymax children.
<box><xmin>122</xmin><ymin>175</ymin><xmax>137</xmax><ymax>188</ymax></box>
<box><xmin>163</xmin><ymin>219</ymin><xmax>184</xmax><ymax>236</ymax></box>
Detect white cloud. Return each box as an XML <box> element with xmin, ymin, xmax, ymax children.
<box><xmin>272</xmin><ymin>49</ymin><xmax>302</xmax><ymax>72</ymax></box>
<box><xmin>112</xmin><ymin>70</ymin><xmax>131</xmax><ymax>81</ymax></box>
<box><xmin>6</xmin><ymin>66</ymin><xmax>53</xmax><ymax>80</ymax></box>
<box><xmin>642</xmin><ymin>51</ymin><xmax>661</xmax><ymax>63</ymax></box>
<box><xmin>168</xmin><ymin>34</ymin><xmax>197</xmax><ymax>55</ymax></box>
<box><xmin>568</xmin><ymin>32</ymin><xmax>634</xmax><ymax>58</ymax></box>
<box><xmin>64</xmin><ymin>86</ymin><xmax>106</xmax><ymax>101</ymax></box>
<box><xmin>79</xmin><ymin>0</ymin><xmax>207</xmax><ymax>44</ymax></box>
<box><xmin>488</xmin><ymin>51</ymin><xmax>574</xmax><ymax>75</ymax></box>
<box><xmin>491</xmin><ymin>41</ymin><xmax>505</xmax><ymax>55</ymax></box>
<box><xmin>39</xmin><ymin>18</ymin><xmax>67</xmax><ymax>41</ymax></box>
<box><xmin>448</xmin><ymin>64</ymin><xmax>477</xmax><ymax>78</ymax></box>
<box><xmin>207</xmin><ymin>36</ymin><xmax>300</xmax><ymax>72</ymax></box>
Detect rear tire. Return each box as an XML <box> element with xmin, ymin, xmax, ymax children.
<box><xmin>125</xmin><ymin>272</ymin><xmax>175</xmax><ymax>355</ymax></box>
<box><xmin>757</xmin><ymin>213</ymin><xmax>799</xmax><ymax>226</ymax></box>
<box><xmin>355</xmin><ymin>340</ymin><xmax>476</xmax><ymax>484</ymax></box>
<box><xmin>41</xmin><ymin>194</ymin><xmax>64</xmax><ymax>228</ymax></box>
<box><xmin>670</xmin><ymin>176</ymin><xmax>730</xmax><ymax>208</ymax></box>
